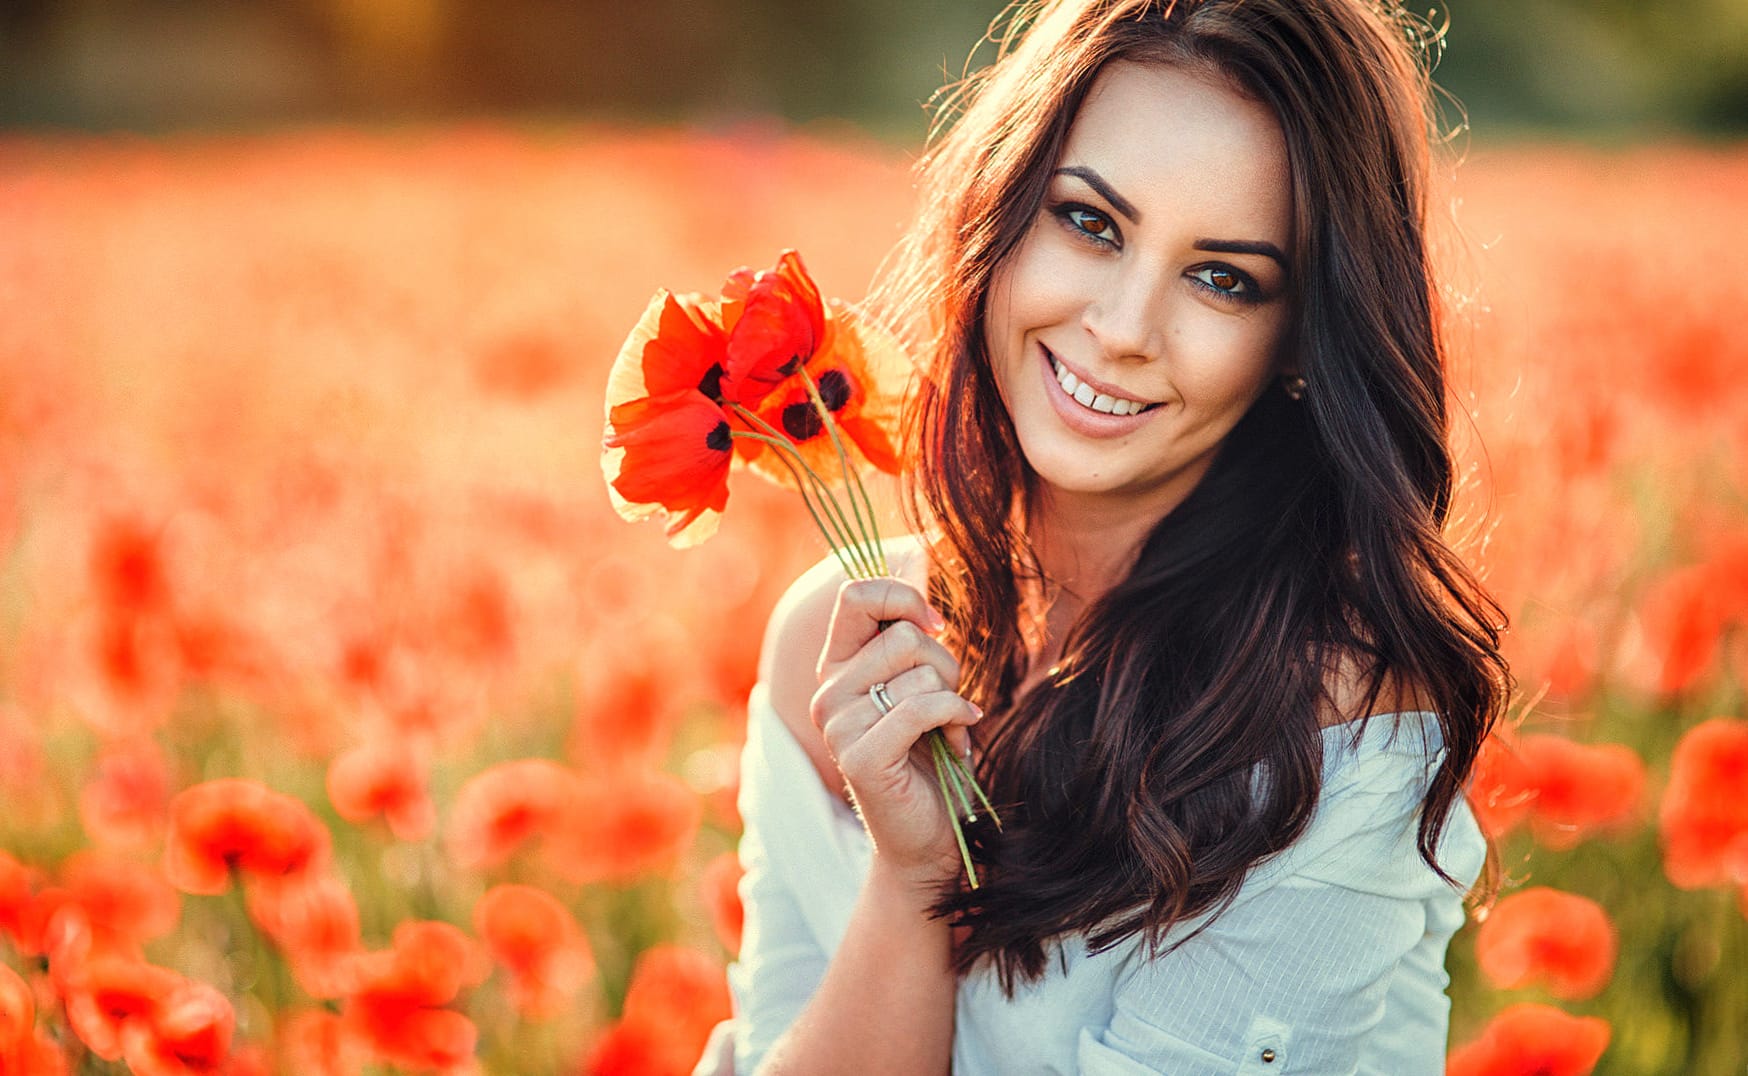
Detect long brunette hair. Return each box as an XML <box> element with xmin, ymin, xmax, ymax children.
<box><xmin>881</xmin><ymin>0</ymin><xmax>1510</xmax><ymax>987</ymax></box>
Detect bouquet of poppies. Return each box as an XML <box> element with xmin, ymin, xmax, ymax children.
<box><xmin>601</xmin><ymin>250</ymin><xmax>998</xmax><ymax>885</ymax></box>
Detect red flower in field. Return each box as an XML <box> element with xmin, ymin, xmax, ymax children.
<box><xmin>343</xmin><ymin>921</ymin><xmax>484</xmax><ymax>1072</ymax></box>
<box><xmin>276</xmin><ymin>1009</ymin><xmax>365</xmax><ymax>1076</ymax></box>
<box><xmin>90</xmin><ymin>514</ymin><xmax>174</xmax><ymax>618</ymax></box>
<box><xmin>0</xmin><ymin>851</ymin><xmax>39</xmax><ymax>947</ymax></box>
<box><xmin>569</xmin><ymin>647</ymin><xmax>691</xmax><ymax>770</ymax></box>
<box><xmin>247</xmin><ymin>875</ymin><xmax>363</xmax><ymax>998</ymax></box>
<box><xmin>1635</xmin><ymin>565</ymin><xmax>1726</xmax><ymax>695</ymax></box>
<box><xmin>447</xmin><ymin>758</ymin><xmax>582</xmax><ymax>870</ymax></box>
<box><xmin>603</xmin><ymin>391</ymin><xmax>734</xmax><ymax>546</ymax></box>
<box><xmin>1466</xmin><ymin>732</ymin><xmax>1536</xmax><ymax>840</ymax></box>
<box><xmin>79</xmin><ymin>741</ymin><xmax>171</xmax><ymax>848</ymax></box>
<box><xmin>45</xmin><ymin>851</ymin><xmax>181</xmax><ymax>951</ymax></box>
<box><xmin>1659</xmin><ymin>717</ymin><xmax>1748</xmax><ymax>890</ymax></box>
<box><xmin>1446</xmin><ymin>1003</ymin><xmax>1610</xmax><ymax>1076</ymax></box>
<box><xmin>164</xmin><ymin>779</ymin><xmax>329</xmax><ymax>895</ymax></box>
<box><xmin>119</xmin><ymin>976</ymin><xmax>234</xmax><ymax>1076</ymax></box>
<box><xmin>327</xmin><ymin>739</ymin><xmax>435</xmax><ymax>841</ymax></box>
<box><xmin>544</xmin><ymin>771</ymin><xmax>703</xmax><ymax>885</ymax></box>
<box><xmin>586</xmin><ymin>946</ymin><xmax>732</xmax><ymax>1076</ymax></box>
<box><xmin>1515</xmin><ymin>735</ymin><xmax>1646</xmax><ymax>849</ymax></box>
<box><xmin>1</xmin><ymin>964</ymin><xmax>68</xmax><ymax>1076</ymax></box>
<box><xmin>473</xmin><ymin>884</ymin><xmax>594</xmax><ymax>1018</ymax></box>
<box><xmin>1475</xmin><ymin>887</ymin><xmax>1617</xmax><ymax>999</ymax></box>
<box><xmin>62</xmin><ymin>956</ymin><xmax>183</xmax><ymax>1061</ymax></box>
<box><xmin>700</xmin><ymin>852</ymin><xmax>745</xmax><ymax>955</ymax></box>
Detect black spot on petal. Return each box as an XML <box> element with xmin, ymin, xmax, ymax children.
<box><xmin>818</xmin><ymin>368</ymin><xmax>852</xmax><ymax>412</ymax></box>
<box><xmin>706</xmin><ymin>421</ymin><xmax>731</xmax><ymax>452</ymax></box>
<box><xmin>781</xmin><ymin>402</ymin><xmax>824</xmax><ymax>442</ymax></box>
<box><xmin>698</xmin><ymin>363</ymin><xmax>725</xmax><ymax>402</ymax></box>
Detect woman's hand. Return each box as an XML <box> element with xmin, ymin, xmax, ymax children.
<box><xmin>812</xmin><ymin>578</ymin><xmax>984</xmax><ymax>889</ymax></box>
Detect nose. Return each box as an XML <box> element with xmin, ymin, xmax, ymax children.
<box><xmin>1080</xmin><ymin>259</ymin><xmax>1169</xmax><ymax>363</ymax></box>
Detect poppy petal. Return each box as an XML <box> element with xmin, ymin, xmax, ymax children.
<box><xmin>603</xmin><ymin>391</ymin><xmax>734</xmax><ymax>548</ymax></box>
<box><xmin>604</xmin><ymin>290</ymin><xmax>729</xmax><ymax>416</ymax></box>
<box><xmin>721</xmin><ymin>251</ymin><xmax>826</xmax><ymax>407</ymax></box>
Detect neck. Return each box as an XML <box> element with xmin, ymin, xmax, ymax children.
<box><xmin>1020</xmin><ymin>485</ymin><xmax>1179</xmax><ymax>675</ymax></box>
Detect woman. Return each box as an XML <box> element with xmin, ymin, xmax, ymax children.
<box><xmin>716</xmin><ymin>0</ymin><xmax>1508</xmax><ymax>1072</ymax></box>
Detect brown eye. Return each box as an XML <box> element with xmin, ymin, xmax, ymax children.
<box><xmin>1192</xmin><ymin>266</ymin><xmax>1253</xmax><ymax>299</ymax></box>
<box><xmin>1208</xmin><ymin>269</ymin><xmax>1239</xmax><ymax>290</ymax></box>
<box><xmin>1060</xmin><ymin>206</ymin><xmax>1116</xmax><ymax>242</ymax></box>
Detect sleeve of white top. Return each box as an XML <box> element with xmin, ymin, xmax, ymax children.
<box><xmin>1078</xmin><ymin>731</ymin><xmax>1484</xmax><ymax>1075</ymax></box>
<box><xmin>727</xmin><ymin>684</ymin><xmax>872</xmax><ymax>1075</ymax></box>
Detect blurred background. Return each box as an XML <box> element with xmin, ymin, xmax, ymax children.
<box><xmin>2</xmin><ymin>3</ymin><xmax>1746</xmax><ymax>1076</ymax></box>
<box><xmin>3</xmin><ymin>0</ymin><xmax>1748</xmax><ymax>136</ymax></box>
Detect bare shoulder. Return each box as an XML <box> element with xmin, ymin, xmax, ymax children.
<box><xmin>758</xmin><ymin>536</ymin><xmax>932</xmax><ymax>796</ymax></box>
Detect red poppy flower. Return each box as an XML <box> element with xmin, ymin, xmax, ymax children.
<box><xmin>62</xmin><ymin>956</ymin><xmax>182</xmax><ymax>1061</ymax></box>
<box><xmin>1660</xmin><ymin>717</ymin><xmax>1748</xmax><ymax>889</ymax></box>
<box><xmin>447</xmin><ymin>758</ymin><xmax>582</xmax><ymax>870</ymax></box>
<box><xmin>603</xmin><ymin>390</ymin><xmax>735</xmax><ymax>547</ymax></box>
<box><xmin>79</xmin><ymin>742</ymin><xmax>171</xmax><ymax>849</ymax></box>
<box><xmin>49</xmin><ymin>851</ymin><xmax>181</xmax><ymax>951</ymax></box>
<box><xmin>1475</xmin><ymin>887</ymin><xmax>1617</xmax><ymax>999</ymax></box>
<box><xmin>699</xmin><ymin>852</ymin><xmax>745</xmax><ymax>955</ymax></box>
<box><xmin>276</xmin><ymin>1009</ymin><xmax>366</xmax><ymax>1076</ymax></box>
<box><xmin>247</xmin><ymin>875</ymin><xmax>362</xmax><ymax>999</ymax></box>
<box><xmin>473</xmin><ymin>884</ymin><xmax>593</xmax><ymax>1018</ymax></box>
<box><xmin>605</xmin><ymin>289</ymin><xmax>730</xmax><ymax>409</ymax></box>
<box><xmin>543</xmin><ymin>771</ymin><xmax>702</xmax><ymax>885</ymax></box>
<box><xmin>1</xmin><ymin>964</ymin><xmax>68</xmax><ymax>1076</ymax></box>
<box><xmin>164</xmin><ymin>779</ymin><xmax>329</xmax><ymax>895</ymax></box>
<box><xmin>719</xmin><ymin>250</ymin><xmax>826</xmax><ymax>407</ymax></box>
<box><xmin>327</xmin><ymin>739</ymin><xmax>434</xmax><ymax>842</ymax></box>
<box><xmin>568</xmin><ymin>645</ymin><xmax>692</xmax><ymax>770</ymax></box>
<box><xmin>1515</xmin><ymin>735</ymin><xmax>1646</xmax><ymax>850</ymax></box>
<box><xmin>119</xmin><ymin>976</ymin><xmax>234</xmax><ymax>1076</ymax></box>
<box><xmin>1447</xmin><ymin>1003</ymin><xmax>1610</xmax><ymax>1076</ymax></box>
<box><xmin>0</xmin><ymin>851</ymin><xmax>39</xmax><ymax>948</ymax></box>
<box><xmin>1467</xmin><ymin>732</ymin><xmax>1536</xmax><ymax>840</ymax></box>
<box><xmin>1635</xmin><ymin>565</ymin><xmax>1726</xmax><ymax>695</ymax></box>
<box><xmin>730</xmin><ymin>282</ymin><xmax>907</xmax><ymax>486</ymax></box>
<box><xmin>343</xmin><ymin>921</ymin><xmax>484</xmax><ymax>1072</ymax></box>
<box><xmin>588</xmin><ymin>945</ymin><xmax>731</xmax><ymax>1076</ymax></box>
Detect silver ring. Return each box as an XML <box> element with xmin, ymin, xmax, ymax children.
<box><xmin>869</xmin><ymin>681</ymin><xmax>896</xmax><ymax>716</ymax></box>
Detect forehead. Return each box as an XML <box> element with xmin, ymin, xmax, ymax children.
<box><xmin>1060</xmin><ymin>60</ymin><xmax>1292</xmax><ymax>242</ymax></box>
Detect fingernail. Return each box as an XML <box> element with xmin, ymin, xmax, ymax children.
<box><xmin>927</xmin><ymin>607</ymin><xmax>947</xmax><ymax>631</ymax></box>
<box><xmin>968</xmin><ymin>702</ymin><xmax>983</xmax><ymax>719</ymax></box>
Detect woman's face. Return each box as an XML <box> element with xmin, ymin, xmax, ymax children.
<box><xmin>985</xmin><ymin>60</ymin><xmax>1294</xmax><ymax>524</ymax></box>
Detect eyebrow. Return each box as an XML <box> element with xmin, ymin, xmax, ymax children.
<box><xmin>1194</xmin><ymin>238</ymin><xmax>1290</xmax><ymax>272</ymax></box>
<box><xmin>1053</xmin><ymin>166</ymin><xmax>1139</xmax><ymax>222</ymax></box>
<box><xmin>1054</xmin><ymin>164</ymin><xmax>1290</xmax><ymax>273</ymax></box>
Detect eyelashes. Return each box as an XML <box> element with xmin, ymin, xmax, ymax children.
<box><xmin>1045</xmin><ymin>200</ymin><xmax>1267</xmax><ymax>306</ymax></box>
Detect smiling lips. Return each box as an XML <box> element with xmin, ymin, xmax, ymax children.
<box><xmin>1044</xmin><ymin>346</ymin><xmax>1158</xmax><ymax>418</ymax></box>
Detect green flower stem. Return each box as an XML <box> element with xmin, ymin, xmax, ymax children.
<box><xmin>731</xmin><ymin>409</ymin><xmax>879</xmax><ymax>579</ymax></box>
<box><xmin>730</xmin><ymin>431</ymin><xmax>861</xmax><ymax>579</ymax></box>
<box><xmin>936</xmin><ymin>731</ymin><xmax>978</xmax><ymax>823</ymax></box>
<box><xmin>932</xmin><ymin>736</ymin><xmax>980</xmax><ymax>889</ymax></box>
<box><xmin>797</xmin><ymin>367</ymin><xmax>887</xmax><ymax>576</ymax></box>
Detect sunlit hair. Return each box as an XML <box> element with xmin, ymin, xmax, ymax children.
<box><xmin>875</xmin><ymin>0</ymin><xmax>1510</xmax><ymax>988</ymax></box>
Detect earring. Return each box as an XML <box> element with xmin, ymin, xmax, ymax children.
<box><xmin>1282</xmin><ymin>373</ymin><xmax>1307</xmax><ymax>401</ymax></box>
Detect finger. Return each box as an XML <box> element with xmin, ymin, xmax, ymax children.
<box><xmin>819</xmin><ymin>578</ymin><xmax>946</xmax><ymax>670</ymax></box>
<box><xmin>837</xmin><ymin>690</ymin><xmax>983</xmax><ymax>779</ymax></box>
<box><xmin>813</xmin><ymin>622</ymin><xmax>961</xmax><ymax>732</ymax></box>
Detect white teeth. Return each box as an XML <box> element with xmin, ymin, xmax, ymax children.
<box><xmin>1051</xmin><ymin>355</ymin><xmax>1148</xmax><ymax>416</ymax></box>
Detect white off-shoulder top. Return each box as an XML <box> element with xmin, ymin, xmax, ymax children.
<box><xmin>709</xmin><ymin>684</ymin><xmax>1486</xmax><ymax>1075</ymax></box>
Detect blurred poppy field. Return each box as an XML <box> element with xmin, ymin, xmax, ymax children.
<box><xmin>0</xmin><ymin>128</ymin><xmax>1744</xmax><ymax>1075</ymax></box>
